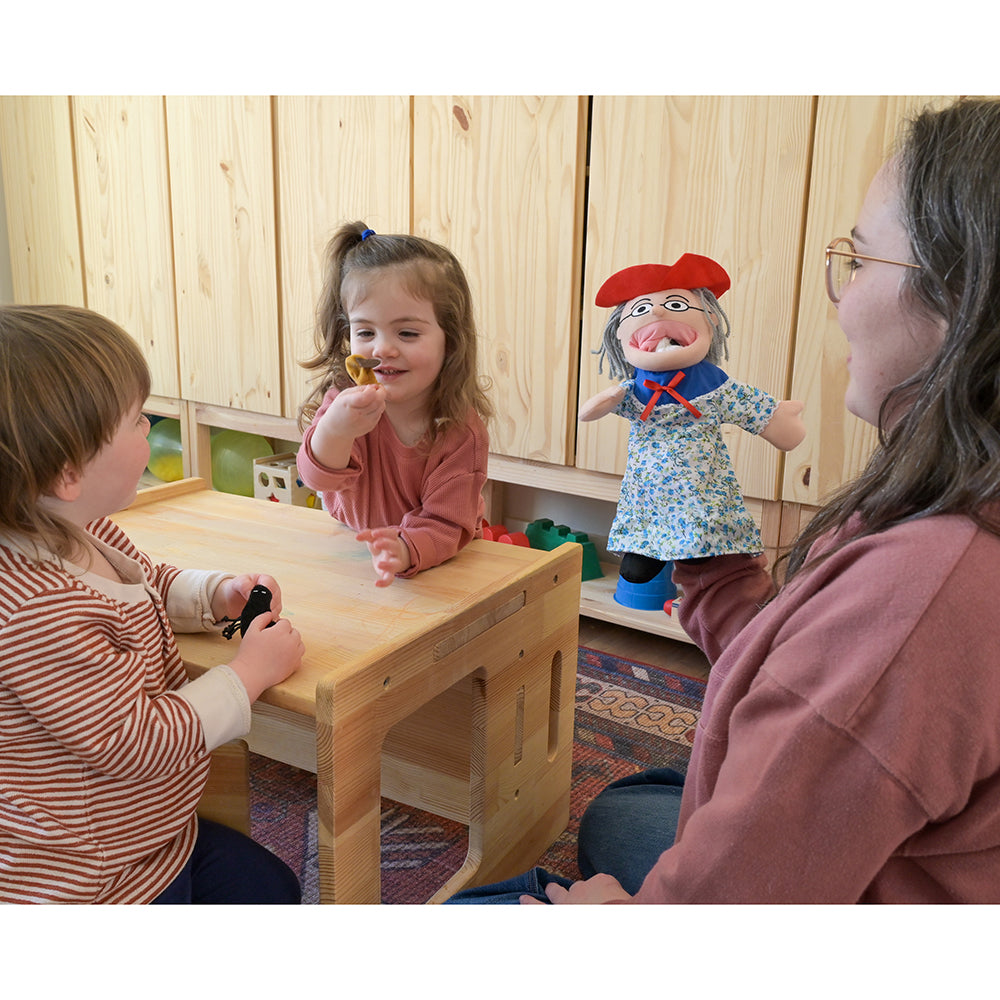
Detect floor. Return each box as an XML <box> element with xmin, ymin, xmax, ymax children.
<box><xmin>577</xmin><ymin>615</ymin><xmax>711</xmax><ymax>681</ymax></box>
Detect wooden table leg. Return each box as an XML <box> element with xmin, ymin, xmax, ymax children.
<box><xmin>313</xmin><ymin>543</ymin><xmax>581</xmax><ymax>904</ymax></box>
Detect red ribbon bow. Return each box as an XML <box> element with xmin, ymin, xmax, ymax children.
<box><xmin>640</xmin><ymin>371</ymin><xmax>703</xmax><ymax>422</ymax></box>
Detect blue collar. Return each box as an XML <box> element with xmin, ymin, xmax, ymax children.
<box><xmin>632</xmin><ymin>361</ymin><xmax>728</xmax><ymax>406</ymax></box>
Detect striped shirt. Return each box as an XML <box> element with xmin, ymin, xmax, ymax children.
<box><xmin>0</xmin><ymin>518</ymin><xmax>248</xmax><ymax>903</ymax></box>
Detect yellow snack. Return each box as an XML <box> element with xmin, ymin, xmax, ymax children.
<box><xmin>346</xmin><ymin>354</ymin><xmax>381</xmax><ymax>385</ymax></box>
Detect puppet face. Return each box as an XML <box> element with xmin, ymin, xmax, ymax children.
<box><xmin>616</xmin><ymin>288</ymin><xmax>714</xmax><ymax>371</ymax></box>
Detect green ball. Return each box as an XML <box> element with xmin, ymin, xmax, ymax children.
<box><xmin>146</xmin><ymin>418</ymin><xmax>184</xmax><ymax>482</ymax></box>
<box><xmin>211</xmin><ymin>429</ymin><xmax>273</xmax><ymax>497</ymax></box>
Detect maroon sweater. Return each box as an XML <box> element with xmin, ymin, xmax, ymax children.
<box><xmin>631</xmin><ymin>513</ymin><xmax>1000</xmax><ymax>903</ymax></box>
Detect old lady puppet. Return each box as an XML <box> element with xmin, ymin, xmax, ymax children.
<box><xmin>580</xmin><ymin>254</ymin><xmax>805</xmax><ymax>607</ymax></box>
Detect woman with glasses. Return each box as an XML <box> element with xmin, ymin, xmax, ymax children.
<box><xmin>449</xmin><ymin>97</ymin><xmax>1000</xmax><ymax>904</ymax></box>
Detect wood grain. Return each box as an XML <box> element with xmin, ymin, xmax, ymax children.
<box><xmin>0</xmin><ymin>96</ymin><xmax>84</xmax><ymax>306</ymax></box>
<box><xmin>166</xmin><ymin>96</ymin><xmax>281</xmax><ymax>414</ymax></box>
<box><xmin>576</xmin><ymin>96</ymin><xmax>814</xmax><ymax>501</ymax></box>
<box><xmin>413</xmin><ymin>96</ymin><xmax>588</xmax><ymax>465</ymax></box>
<box><xmin>782</xmin><ymin>95</ymin><xmax>956</xmax><ymax>505</ymax></box>
<box><xmin>73</xmin><ymin>96</ymin><xmax>180</xmax><ymax>398</ymax></box>
<box><xmin>275</xmin><ymin>96</ymin><xmax>411</xmax><ymax>421</ymax></box>
<box><xmin>112</xmin><ymin>485</ymin><xmax>581</xmax><ymax>903</ymax></box>
<box><xmin>197</xmin><ymin>739</ymin><xmax>251</xmax><ymax>836</ymax></box>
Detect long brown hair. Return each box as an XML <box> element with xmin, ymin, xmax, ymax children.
<box><xmin>297</xmin><ymin>221</ymin><xmax>494</xmax><ymax>443</ymax></box>
<box><xmin>0</xmin><ymin>305</ymin><xmax>150</xmax><ymax>558</ymax></box>
<box><xmin>782</xmin><ymin>98</ymin><xmax>1000</xmax><ymax>584</ymax></box>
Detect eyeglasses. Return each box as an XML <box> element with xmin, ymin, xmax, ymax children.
<box><xmin>824</xmin><ymin>237</ymin><xmax>921</xmax><ymax>304</ymax></box>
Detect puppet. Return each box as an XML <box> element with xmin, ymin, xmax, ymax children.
<box><xmin>580</xmin><ymin>254</ymin><xmax>805</xmax><ymax>610</ymax></box>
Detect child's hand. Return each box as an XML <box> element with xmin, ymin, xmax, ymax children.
<box><xmin>318</xmin><ymin>384</ymin><xmax>385</xmax><ymax>442</ymax></box>
<box><xmin>355</xmin><ymin>527</ymin><xmax>412</xmax><ymax>587</ymax></box>
<box><xmin>309</xmin><ymin>385</ymin><xmax>386</xmax><ymax>471</ymax></box>
<box><xmin>228</xmin><ymin>615</ymin><xmax>305</xmax><ymax>703</ymax></box>
<box><xmin>212</xmin><ymin>573</ymin><xmax>283</xmax><ymax>623</ymax></box>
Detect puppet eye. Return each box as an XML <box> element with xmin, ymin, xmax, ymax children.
<box><xmin>628</xmin><ymin>301</ymin><xmax>653</xmax><ymax>318</ymax></box>
<box><xmin>662</xmin><ymin>299</ymin><xmax>691</xmax><ymax>312</ymax></box>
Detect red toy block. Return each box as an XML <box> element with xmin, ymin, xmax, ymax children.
<box><xmin>499</xmin><ymin>531</ymin><xmax>530</xmax><ymax>547</ymax></box>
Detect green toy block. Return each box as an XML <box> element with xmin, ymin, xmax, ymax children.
<box><xmin>525</xmin><ymin>518</ymin><xmax>603</xmax><ymax>581</ymax></box>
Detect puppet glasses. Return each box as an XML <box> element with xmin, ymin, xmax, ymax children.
<box><xmin>825</xmin><ymin>237</ymin><xmax>921</xmax><ymax>304</ymax></box>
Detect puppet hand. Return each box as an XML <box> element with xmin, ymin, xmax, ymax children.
<box><xmin>356</xmin><ymin>527</ymin><xmax>412</xmax><ymax>587</ymax></box>
<box><xmin>579</xmin><ymin>384</ymin><xmax>627</xmax><ymax>422</ymax></box>
<box><xmin>760</xmin><ymin>399</ymin><xmax>806</xmax><ymax>451</ymax></box>
<box><xmin>518</xmin><ymin>873</ymin><xmax>631</xmax><ymax>905</ymax></box>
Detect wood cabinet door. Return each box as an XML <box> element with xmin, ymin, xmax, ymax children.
<box><xmin>73</xmin><ymin>96</ymin><xmax>180</xmax><ymax>398</ymax></box>
<box><xmin>576</xmin><ymin>96</ymin><xmax>813</xmax><ymax>501</ymax></box>
<box><xmin>165</xmin><ymin>96</ymin><xmax>280</xmax><ymax>414</ymax></box>
<box><xmin>782</xmin><ymin>95</ymin><xmax>956</xmax><ymax>505</ymax></box>
<box><xmin>0</xmin><ymin>96</ymin><xmax>84</xmax><ymax>306</ymax></box>
<box><xmin>275</xmin><ymin>96</ymin><xmax>411</xmax><ymax>423</ymax></box>
<box><xmin>412</xmin><ymin>96</ymin><xmax>588</xmax><ymax>465</ymax></box>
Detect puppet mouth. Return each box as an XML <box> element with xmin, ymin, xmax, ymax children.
<box><xmin>629</xmin><ymin>321</ymin><xmax>698</xmax><ymax>353</ymax></box>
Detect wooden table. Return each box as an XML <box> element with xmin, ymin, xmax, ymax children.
<box><xmin>112</xmin><ymin>480</ymin><xmax>582</xmax><ymax>903</ymax></box>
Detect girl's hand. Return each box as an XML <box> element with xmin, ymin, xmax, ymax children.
<box><xmin>519</xmin><ymin>873</ymin><xmax>632</xmax><ymax>905</ymax></box>
<box><xmin>227</xmin><ymin>615</ymin><xmax>305</xmax><ymax>703</ymax></box>
<box><xmin>355</xmin><ymin>527</ymin><xmax>412</xmax><ymax>587</ymax></box>
<box><xmin>211</xmin><ymin>573</ymin><xmax>283</xmax><ymax>623</ymax></box>
<box><xmin>309</xmin><ymin>384</ymin><xmax>385</xmax><ymax>470</ymax></box>
<box><xmin>325</xmin><ymin>383</ymin><xmax>385</xmax><ymax>435</ymax></box>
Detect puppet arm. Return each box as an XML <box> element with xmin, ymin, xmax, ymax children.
<box><xmin>759</xmin><ymin>399</ymin><xmax>806</xmax><ymax>451</ymax></box>
<box><xmin>579</xmin><ymin>383</ymin><xmax>628</xmax><ymax>422</ymax></box>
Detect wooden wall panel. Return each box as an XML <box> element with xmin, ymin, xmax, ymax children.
<box><xmin>576</xmin><ymin>96</ymin><xmax>814</xmax><ymax>501</ymax></box>
<box><xmin>275</xmin><ymin>96</ymin><xmax>411</xmax><ymax>422</ymax></box>
<box><xmin>0</xmin><ymin>96</ymin><xmax>84</xmax><ymax>306</ymax></box>
<box><xmin>782</xmin><ymin>95</ymin><xmax>956</xmax><ymax>506</ymax></box>
<box><xmin>165</xmin><ymin>96</ymin><xmax>280</xmax><ymax>414</ymax></box>
<box><xmin>72</xmin><ymin>96</ymin><xmax>180</xmax><ymax>398</ymax></box>
<box><xmin>412</xmin><ymin>96</ymin><xmax>587</xmax><ymax>465</ymax></box>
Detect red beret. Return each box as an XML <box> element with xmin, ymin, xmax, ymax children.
<box><xmin>595</xmin><ymin>254</ymin><xmax>730</xmax><ymax>307</ymax></box>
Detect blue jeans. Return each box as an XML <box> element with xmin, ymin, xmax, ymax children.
<box><xmin>151</xmin><ymin>818</ymin><xmax>301</xmax><ymax>904</ymax></box>
<box><xmin>446</xmin><ymin>767</ymin><xmax>684</xmax><ymax>903</ymax></box>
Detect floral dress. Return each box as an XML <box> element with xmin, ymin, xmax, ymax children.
<box><xmin>607</xmin><ymin>363</ymin><xmax>778</xmax><ymax>561</ymax></box>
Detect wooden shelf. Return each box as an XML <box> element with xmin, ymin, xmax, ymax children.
<box><xmin>486</xmin><ymin>453</ymin><xmax>622</xmax><ymax>503</ymax></box>
<box><xmin>485</xmin><ymin>457</ymin><xmax>696</xmax><ymax>643</ymax></box>
<box><xmin>580</xmin><ymin>561</ymin><xmax>692</xmax><ymax>644</ymax></box>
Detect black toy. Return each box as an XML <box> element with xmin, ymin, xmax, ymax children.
<box><xmin>221</xmin><ymin>584</ymin><xmax>275</xmax><ymax>639</ymax></box>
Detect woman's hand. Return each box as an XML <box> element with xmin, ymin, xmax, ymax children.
<box><xmin>519</xmin><ymin>873</ymin><xmax>632</xmax><ymax>905</ymax></box>
<box><xmin>355</xmin><ymin>527</ymin><xmax>412</xmax><ymax>587</ymax></box>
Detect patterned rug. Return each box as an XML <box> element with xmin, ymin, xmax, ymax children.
<box><xmin>249</xmin><ymin>644</ymin><xmax>706</xmax><ymax>904</ymax></box>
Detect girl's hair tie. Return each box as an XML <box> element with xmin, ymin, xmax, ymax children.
<box><xmin>361</xmin><ymin>228</ymin><xmax>376</xmax><ymax>241</ymax></box>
